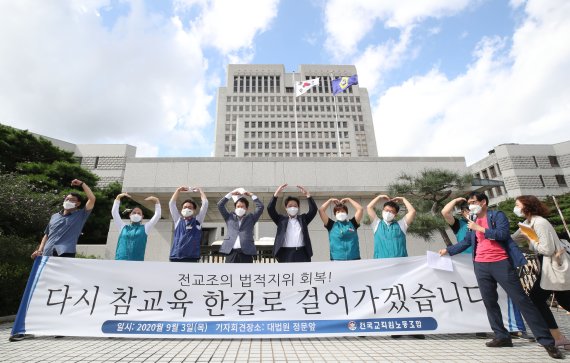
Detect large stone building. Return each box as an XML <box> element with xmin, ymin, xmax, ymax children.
<box><xmin>214</xmin><ymin>64</ymin><xmax>377</xmax><ymax>158</ymax></box>
<box><xmin>469</xmin><ymin>141</ymin><xmax>570</xmax><ymax>205</ymax></box>
<box><xmin>35</xmin><ymin>133</ymin><xmax>136</xmax><ymax>187</ymax></box>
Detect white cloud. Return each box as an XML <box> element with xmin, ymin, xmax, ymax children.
<box><xmin>372</xmin><ymin>0</ymin><xmax>570</xmax><ymax>164</ymax></box>
<box><xmin>323</xmin><ymin>0</ymin><xmax>472</xmax><ymax>59</ymax></box>
<box><xmin>0</xmin><ymin>0</ymin><xmax>279</xmax><ymax>157</ymax></box>
<box><xmin>184</xmin><ymin>0</ymin><xmax>279</xmax><ymax>60</ymax></box>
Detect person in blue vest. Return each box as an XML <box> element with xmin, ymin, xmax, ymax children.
<box><xmin>268</xmin><ymin>184</ymin><xmax>317</xmax><ymax>263</ymax></box>
<box><xmin>319</xmin><ymin>198</ymin><xmax>363</xmax><ymax>261</ymax></box>
<box><xmin>217</xmin><ymin>188</ymin><xmax>265</xmax><ymax>263</ymax></box>
<box><xmin>112</xmin><ymin>193</ymin><xmax>161</xmax><ymax>261</ymax></box>
<box><xmin>439</xmin><ymin>192</ymin><xmax>562</xmax><ymax>359</ymax></box>
<box><xmin>366</xmin><ymin>194</ymin><xmax>416</xmax><ymax>259</ymax></box>
<box><xmin>442</xmin><ymin>196</ymin><xmax>530</xmax><ymax>340</ymax></box>
<box><xmin>169</xmin><ymin>186</ymin><xmax>209</xmax><ymax>262</ymax></box>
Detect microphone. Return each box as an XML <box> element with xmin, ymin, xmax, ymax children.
<box><xmin>467</xmin><ymin>213</ymin><xmax>476</xmax><ymax>231</ymax></box>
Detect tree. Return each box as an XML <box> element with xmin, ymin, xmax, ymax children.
<box><xmin>388</xmin><ymin>169</ymin><xmax>473</xmax><ymax>246</ymax></box>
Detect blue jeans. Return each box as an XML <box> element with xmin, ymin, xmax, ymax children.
<box><xmin>474</xmin><ymin>259</ymin><xmax>554</xmax><ymax>346</ymax></box>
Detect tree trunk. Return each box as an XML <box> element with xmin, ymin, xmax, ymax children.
<box><xmin>438</xmin><ymin>227</ymin><xmax>453</xmax><ymax>247</ymax></box>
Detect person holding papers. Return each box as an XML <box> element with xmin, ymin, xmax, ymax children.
<box><xmin>112</xmin><ymin>193</ymin><xmax>161</xmax><ymax>261</ymax></box>
<box><xmin>217</xmin><ymin>188</ymin><xmax>264</xmax><ymax>263</ymax></box>
<box><xmin>439</xmin><ymin>192</ymin><xmax>562</xmax><ymax>359</ymax></box>
<box><xmin>319</xmin><ymin>197</ymin><xmax>363</xmax><ymax>261</ymax></box>
<box><xmin>511</xmin><ymin>195</ymin><xmax>570</xmax><ymax>350</ymax></box>
<box><xmin>367</xmin><ymin>195</ymin><xmax>416</xmax><ymax>259</ymax></box>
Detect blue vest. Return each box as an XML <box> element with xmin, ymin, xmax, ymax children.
<box><xmin>373</xmin><ymin>220</ymin><xmax>407</xmax><ymax>258</ymax></box>
<box><xmin>115</xmin><ymin>223</ymin><xmax>147</xmax><ymax>261</ymax></box>
<box><xmin>329</xmin><ymin>220</ymin><xmax>360</xmax><ymax>260</ymax></box>
<box><xmin>170</xmin><ymin>217</ymin><xmax>202</xmax><ymax>260</ymax></box>
<box><xmin>454</xmin><ymin>219</ymin><xmax>473</xmax><ymax>254</ymax></box>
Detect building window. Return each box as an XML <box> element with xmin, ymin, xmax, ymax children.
<box><xmin>489</xmin><ymin>166</ymin><xmax>497</xmax><ymax>178</ymax></box>
<box><xmin>482</xmin><ymin>170</ymin><xmax>489</xmax><ymax>179</ymax></box>
<box><xmin>549</xmin><ymin>156</ymin><xmax>560</xmax><ymax>167</ymax></box>
<box><xmin>556</xmin><ymin>175</ymin><xmax>567</xmax><ymax>187</ymax></box>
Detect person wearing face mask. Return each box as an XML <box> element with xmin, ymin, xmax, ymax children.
<box><xmin>511</xmin><ymin>195</ymin><xmax>570</xmax><ymax>350</ymax></box>
<box><xmin>319</xmin><ymin>197</ymin><xmax>363</xmax><ymax>261</ymax></box>
<box><xmin>111</xmin><ymin>193</ymin><xmax>161</xmax><ymax>261</ymax></box>
<box><xmin>439</xmin><ymin>192</ymin><xmax>562</xmax><ymax>359</ymax></box>
<box><xmin>268</xmin><ymin>184</ymin><xmax>317</xmax><ymax>263</ymax></box>
<box><xmin>218</xmin><ymin>188</ymin><xmax>264</xmax><ymax>263</ymax></box>
<box><xmin>367</xmin><ymin>195</ymin><xmax>416</xmax><ymax>259</ymax></box>
<box><xmin>169</xmin><ymin>186</ymin><xmax>209</xmax><ymax>262</ymax></box>
<box><xmin>31</xmin><ymin>179</ymin><xmax>96</xmax><ymax>259</ymax></box>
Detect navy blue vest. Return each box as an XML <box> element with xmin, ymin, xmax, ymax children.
<box><xmin>170</xmin><ymin>217</ymin><xmax>202</xmax><ymax>260</ymax></box>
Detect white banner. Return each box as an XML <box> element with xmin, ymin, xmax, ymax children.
<box><xmin>12</xmin><ymin>255</ymin><xmax>515</xmax><ymax>338</ymax></box>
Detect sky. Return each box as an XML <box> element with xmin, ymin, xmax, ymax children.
<box><xmin>0</xmin><ymin>0</ymin><xmax>569</xmax><ymax>165</ymax></box>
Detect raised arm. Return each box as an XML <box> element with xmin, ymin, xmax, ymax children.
<box><xmin>194</xmin><ymin>187</ymin><xmax>209</xmax><ymax>224</ymax></box>
<box><xmin>143</xmin><ymin>196</ymin><xmax>161</xmax><ymax>234</ymax></box>
<box><xmin>71</xmin><ymin>179</ymin><xmax>96</xmax><ymax>211</ymax></box>
<box><xmin>441</xmin><ymin>197</ymin><xmax>466</xmax><ymax>225</ymax></box>
<box><xmin>245</xmin><ymin>191</ymin><xmax>264</xmax><ymax>223</ymax></box>
<box><xmin>393</xmin><ymin>197</ymin><xmax>416</xmax><ymax>226</ymax></box>
<box><xmin>112</xmin><ymin>193</ymin><xmax>128</xmax><ymax>230</ymax></box>
<box><xmin>341</xmin><ymin>198</ymin><xmax>364</xmax><ymax>224</ymax></box>
<box><xmin>367</xmin><ymin>194</ymin><xmax>389</xmax><ymax>222</ymax></box>
<box><xmin>319</xmin><ymin>198</ymin><xmax>338</xmax><ymax>224</ymax></box>
<box><xmin>298</xmin><ymin>186</ymin><xmax>318</xmax><ymax>223</ymax></box>
<box><xmin>268</xmin><ymin>184</ymin><xmax>287</xmax><ymax>224</ymax></box>
<box><xmin>169</xmin><ymin>186</ymin><xmax>188</xmax><ymax>226</ymax></box>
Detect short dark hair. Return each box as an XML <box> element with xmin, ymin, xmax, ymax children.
<box><xmin>284</xmin><ymin>196</ymin><xmax>300</xmax><ymax>207</ymax></box>
<box><xmin>383</xmin><ymin>201</ymin><xmax>400</xmax><ymax>213</ymax></box>
<box><xmin>467</xmin><ymin>191</ymin><xmax>488</xmax><ymax>206</ymax></box>
<box><xmin>458</xmin><ymin>201</ymin><xmax>469</xmax><ymax>212</ymax></box>
<box><xmin>333</xmin><ymin>204</ymin><xmax>348</xmax><ymax>214</ymax></box>
<box><xmin>65</xmin><ymin>192</ymin><xmax>84</xmax><ymax>208</ymax></box>
<box><xmin>516</xmin><ymin>195</ymin><xmax>550</xmax><ymax>217</ymax></box>
<box><xmin>234</xmin><ymin>197</ymin><xmax>249</xmax><ymax>209</ymax></box>
<box><xmin>182</xmin><ymin>199</ymin><xmax>197</xmax><ymax>209</ymax></box>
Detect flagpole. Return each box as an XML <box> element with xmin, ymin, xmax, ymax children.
<box><xmin>293</xmin><ymin>72</ymin><xmax>300</xmax><ymax>157</ymax></box>
<box><xmin>329</xmin><ymin>74</ymin><xmax>342</xmax><ymax>157</ymax></box>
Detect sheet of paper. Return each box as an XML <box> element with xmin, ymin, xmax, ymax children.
<box><xmin>426</xmin><ymin>251</ymin><xmax>454</xmax><ymax>272</ymax></box>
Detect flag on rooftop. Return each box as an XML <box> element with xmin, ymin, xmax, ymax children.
<box><xmin>295</xmin><ymin>77</ymin><xmax>320</xmax><ymax>97</ymax></box>
<box><xmin>331</xmin><ymin>75</ymin><xmax>358</xmax><ymax>95</ymax></box>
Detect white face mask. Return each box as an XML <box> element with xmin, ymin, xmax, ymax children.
<box><xmin>235</xmin><ymin>208</ymin><xmax>246</xmax><ymax>217</ymax></box>
<box><xmin>130</xmin><ymin>214</ymin><xmax>143</xmax><ymax>223</ymax></box>
<box><xmin>469</xmin><ymin>204</ymin><xmax>482</xmax><ymax>215</ymax></box>
<box><xmin>335</xmin><ymin>212</ymin><xmax>348</xmax><ymax>222</ymax></box>
<box><xmin>181</xmin><ymin>208</ymin><xmax>194</xmax><ymax>218</ymax></box>
<box><xmin>513</xmin><ymin>206</ymin><xmax>525</xmax><ymax>218</ymax></box>
<box><xmin>63</xmin><ymin>200</ymin><xmax>76</xmax><ymax>210</ymax></box>
<box><xmin>286</xmin><ymin>207</ymin><xmax>299</xmax><ymax>216</ymax></box>
<box><xmin>382</xmin><ymin>211</ymin><xmax>395</xmax><ymax>223</ymax></box>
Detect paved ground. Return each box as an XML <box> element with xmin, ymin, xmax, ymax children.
<box><xmin>3</xmin><ymin>308</ymin><xmax>570</xmax><ymax>362</ymax></box>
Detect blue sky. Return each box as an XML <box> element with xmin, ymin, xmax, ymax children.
<box><xmin>0</xmin><ymin>0</ymin><xmax>569</xmax><ymax>164</ymax></box>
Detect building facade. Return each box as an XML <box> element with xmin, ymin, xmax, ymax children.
<box><xmin>35</xmin><ymin>133</ymin><xmax>136</xmax><ymax>187</ymax></box>
<box><xmin>214</xmin><ymin>64</ymin><xmax>378</xmax><ymax>158</ymax></box>
<box><xmin>469</xmin><ymin>141</ymin><xmax>570</xmax><ymax>205</ymax></box>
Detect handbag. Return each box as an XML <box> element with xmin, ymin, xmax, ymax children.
<box><xmin>540</xmin><ymin>234</ymin><xmax>570</xmax><ymax>291</ymax></box>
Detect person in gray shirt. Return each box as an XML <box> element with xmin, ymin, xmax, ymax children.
<box><xmin>31</xmin><ymin>179</ymin><xmax>96</xmax><ymax>259</ymax></box>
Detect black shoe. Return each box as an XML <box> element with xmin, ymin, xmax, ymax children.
<box><xmin>475</xmin><ymin>332</ymin><xmax>488</xmax><ymax>339</ymax></box>
<box><xmin>9</xmin><ymin>334</ymin><xmax>25</xmax><ymax>342</ymax></box>
<box><xmin>412</xmin><ymin>334</ymin><xmax>425</xmax><ymax>339</ymax></box>
<box><xmin>544</xmin><ymin>345</ymin><xmax>563</xmax><ymax>359</ymax></box>
<box><xmin>391</xmin><ymin>335</ymin><xmax>403</xmax><ymax>339</ymax></box>
<box><xmin>485</xmin><ymin>338</ymin><xmax>513</xmax><ymax>347</ymax></box>
<box><xmin>54</xmin><ymin>336</ymin><xmax>64</xmax><ymax>338</ymax></box>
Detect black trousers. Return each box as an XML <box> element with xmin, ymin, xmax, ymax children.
<box><xmin>225</xmin><ymin>249</ymin><xmax>253</xmax><ymax>263</ymax></box>
<box><xmin>276</xmin><ymin>247</ymin><xmax>310</xmax><ymax>263</ymax></box>
<box><xmin>474</xmin><ymin>259</ymin><xmax>554</xmax><ymax>346</ymax></box>
<box><xmin>529</xmin><ymin>255</ymin><xmax>570</xmax><ymax>329</ymax></box>
<box><xmin>170</xmin><ymin>258</ymin><xmax>200</xmax><ymax>263</ymax></box>
<box><xmin>52</xmin><ymin>250</ymin><xmax>75</xmax><ymax>258</ymax></box>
